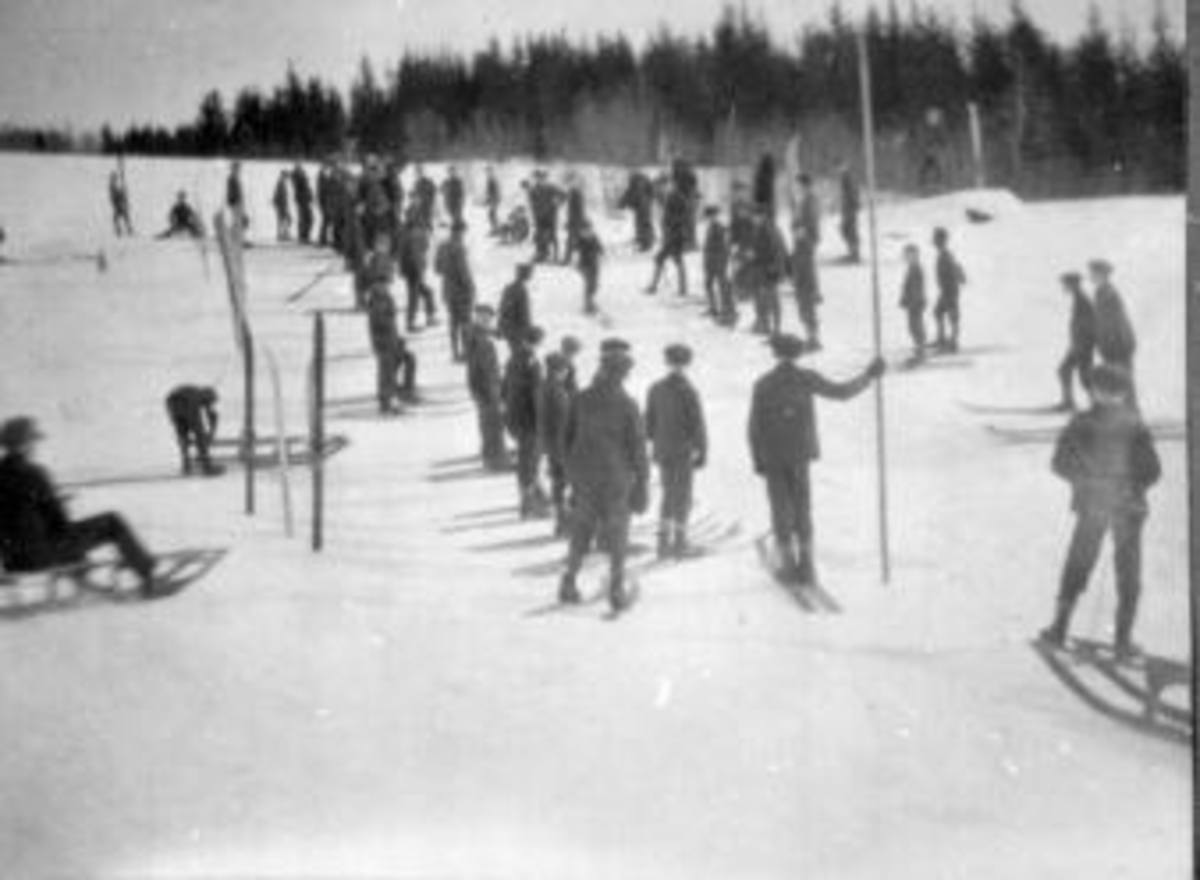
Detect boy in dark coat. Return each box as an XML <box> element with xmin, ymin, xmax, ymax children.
<box><xmin>645</xmin><ymin>344</ymin><xmax>708</xmax><ymax>559</ymax></box>
<box><xmin>748</xmin><ymin>334</ymin><xmax>884</xmax><ymax>584</ymax></box>
<box><xmin>560</xmin><ymin>339</ymin><xmax>649</xmax><ymax>611</ymax></box>
<box><xmin>497</xmin><ymin>262</ymin><xmax>535</xmax><ymax>352</ymax></box>
<box><xmin>1040</xmin><ymin>364</ymin><xmax>1161</xmax><ymax>660</ymax></box>
<box><xmin>464</xmin><ymin>305</ymin><xmax>508</xmax><ymax>470</ymax></box>
<box><xmin>165</xmin><ymin>385</ymin><xmax>223</xmax><ymax>476</ymax></box>
<box><xmin>485</xmin><ymin>167</ymin><xmax>502</xmax><ymax>234</ymax></box>
<box><xmin>576</xmin><ymin>221</ymin><xmax>604</xmax><ymax>314</ymax></box>
<box><xmin>441</xmin><ymin>167</ymin><xmax>466</xmax><ymax>226</ymax></box>
<box><xmin>503</xmin><ymin>326</ymin><xmax>548</xmax><ymax>518</ymax></box>
<box><xmin>932</xmin><ymin>227</ymin><xmax>967</xmax><ymax>351</ymax></box>
<box><xmin>702</xmin><ymin>205</ymin><xmax>733</xmax><ymax>324</ymax></box>
<box><xmin>838</xmin><ymin>163</ymin><xmax>860</xmax><ymax>263</ymax></box>
<box><xmin>748</xmin><ymin>208</ymin><xmax>788</xmax><ymax>336</ymax></box>
<box><xmin>540</xmin><ymin>352</ymin><xmax>574</xmax><ymax>537</ymax></box>
<box><xmin>619</xmin><ymin>170</ymin><xmax>656</xmax><ymax>252</ymax></box>
<box><xmin>435</xmin><ymin>221</ymin><xmax>476</xmax><ymax>362</ymax></box>
<box><xmin>0</xmin><ymin>418</ymin><xmax>158</xmax><ymax>594</ymax></box>
<box><xmin>273</xmin><ymin>171</ymin><xmax>293</xmax><ymax>242</ymax></box>
<box><xmin>899</xmin><ymin>243</ymin><xmax>927</xmax><ymax>361</ymax></box>
<box><xmin>1056</xmin><ymin>271</ymin><xmax>1096</xmax><ymax>411</ymax></box>
<box><xmin>366</xmin><ymin>281</ymin><xmax>417</xmax><ymax>414</ymax></box>
<box><xmin>562</xmin><ymin>183</ymin><xmax>586</xmax><ymax>265</ymax></box>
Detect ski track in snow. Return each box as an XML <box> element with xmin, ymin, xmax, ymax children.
<box><xmin>0</xmin><ymin>153</ymin><xmax>1189</xmax><ymax>879</ymax></box>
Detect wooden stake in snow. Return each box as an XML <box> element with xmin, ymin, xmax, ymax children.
<box><xmin>857</xmin><ymin>28</ymin><xmax>892</xmax><ymax>584</ymax></box>
<box><xmin>265</xmin><ymin>347</ymin><xmax>294</xmax><ymax>538</ymax></box>
<box><xmin>214</xmin><ymin>211</ymin><xmax>256</xmax><ymax>517</ymax></box>
<box><xmin>309</xmin><ymin>312</ymin><xmax>327</xmax><ymax>552</ymax></box>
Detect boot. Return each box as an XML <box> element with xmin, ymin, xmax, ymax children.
<box><xmin>672</xmin><ymin>522</ymin><xmax>690</xmax><ymax>559</ymax></box>
<box><xmin>608</xmin><ymin>573</ymin><xmax>630</xmax><ymax>613</ymax></box>
<box><xmin>795</xmin><ymin>541</ymin><xmax>817</xmax><ymax>587</ymax></box>
<box><xmin>775</xmin><ymin>540</ymin><xmax>799</xmax><ymax>584</ymax></box>
<box><xmin>558</xmin><ymin>573</ymin><xmax>581</xmax><ymax>605</ymax></box>
<box><xmin>1039</xmin><ymin>597</ymin><xmax>1076</xmax><ymax>648</ymax></box>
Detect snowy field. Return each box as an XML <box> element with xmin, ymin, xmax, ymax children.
<box><xmin>0</xmin><ymin>152</ymin><xmax>1190</xmax><ymax>879</ymax></box>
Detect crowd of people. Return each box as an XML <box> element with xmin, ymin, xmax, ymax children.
<box><xmin>2</xmin><ymin>148</ymin><xmax>1159</xmax><ymax>645</ymax></box>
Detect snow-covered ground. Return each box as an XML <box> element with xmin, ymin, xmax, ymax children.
<box><xmin>0</xmin><ymin>152</ymin><xmax>1189</xmax><ymax>879</ymax></box>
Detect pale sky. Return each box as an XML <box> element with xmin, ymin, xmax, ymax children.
<box><xmin>0</xmin><ymin>0</ymin><xmax>1183</xmax><ymax>130</ymax></box>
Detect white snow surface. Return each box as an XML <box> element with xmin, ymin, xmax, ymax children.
<box><xmin>0</xmin><ymin>153</ymin><xmax>1189</xmax><ymax>879</ymax></box>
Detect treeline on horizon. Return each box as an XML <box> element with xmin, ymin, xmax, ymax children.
<box><xmin>2</xmin><ymin>2</ymin><xmax>1185</xmax><ymax>197</ymax></box>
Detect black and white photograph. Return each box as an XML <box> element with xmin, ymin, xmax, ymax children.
<box><xmin>0</xmin><ymin>0</ymin><xmax>1191</xmax><ymax>876</ymax></box>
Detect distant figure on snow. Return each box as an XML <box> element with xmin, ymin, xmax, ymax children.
<box><xmin>165</xmin><ymin>385</ymin><xmax>223</xmax><ymax>477</ymax></box>
<box><xmin>1088</xmin><ymin>258</ymin><xmax>1137</xmax><ymax>407</ymax></box>
<box><xmin>932</xmin><ymin>227</ymin><xmax>967</xmax><ymax>351</ymax></box>
<box><xmin>899</xmin><ymin>243</ymin><xmax>928</xmax><ymax>361</ymax></box>
<box><xmin>838</xmin><ymin>162</ymin><xmax>860</xmax><ymax>263</ymax></box>
<box><xmin>157</xmin><ymin>192</ymin><xmax>205</xmax><ymax>240</ymax></box>
<box><xmin>272</xmin><ymin>170</ymin><xmax>293</xmax><ymax>242</ymax></box>
<box><xmin>109</xmin><ymin>171</ymin><xmax>134</xmax><ymax>237</ymax></box>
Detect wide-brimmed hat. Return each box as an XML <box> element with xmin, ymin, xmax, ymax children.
<box><xmin>0</xmin><ymin>416</ymin><xmax>45</xmax><ymax>450</ymax></box>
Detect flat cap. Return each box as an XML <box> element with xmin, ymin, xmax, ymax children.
<box><xmin>0</xmin><ymin>416</ymin><xmax>45</xmax><ymax>450</ymax></box>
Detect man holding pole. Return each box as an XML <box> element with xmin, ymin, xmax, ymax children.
<box><xmin>748</xmin><ymin>334</ymin><xmax>884</xmax><ymax>585</ymax></box>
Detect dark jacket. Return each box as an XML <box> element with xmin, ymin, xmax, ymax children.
<box><xmin>464</xmin><ymin>327</ymin><xmax>501</xmax><ymax>403</ymax></box>
<box><xmin>502</xmin><ymin>347</ymin><xmax>542</xmax><ymax>437</ymax></box>
<box><xmin>441</xmin><ymin>177</ymin><xmax>465</xmax><ymax>216</ymax></box>
<box><xmin>540</xmin><ymin>370</ymin><xmax>573</xmax><ymax>464</ymax></box>
<box><xmin>1052</xmin><ymin>403</ymin><xmax>1160</xmax><ymax>514</ymax></box>
<box><xmin>704</xmin><ymin>220</ymin><xmax>729</xmax><ymax>274</ymax></box>
<box><xmin>753</xmin><ymin>155</ymin><xmax>776</xmax><ymax>213</ymax></box>
<box><xmin>577</xmin><ymin>232</ymin><xmax>603</xmax><ymax>275</ymax></box>
<box><xmin>1068</xmin><ymin>290</ymin><xmax>1097</xmax><ymax>354</ymax></box>
<box><xmin>435</xmin><ymin>237</ymin><xmax>475</xmax><ymax>311</ymax></box>
<box><xmin>497</xmin><ymin>280</ymin><xmax>532</xmax><ymax>345</ymax></box>
<box><xmin>661</xmin><ymin>189</ymin><xmax>690</xmax><ymax>248</ymax></box>
<box><xmin>226</xmin><ymin>173</ymin><xmax>244</xmax><ymax>211</ymax></box>
<box><xmin>645</xmin><ymin>373</ymin><xmax>707</xmax><ymax>465</ymax></box>
<box><xmin>840</xmin><ymin>172</ymin><xmax>860</xmax><ymax>217</ymax></box>
<box><xmin>398</xmin><ymin>224</ymin><xmax>430</xmax><ymax>275</ymax></box>
<box><xmin>366</xmin><ymin>288</ymin><xmax>399</xmax><ymax>355</ymax></box>
<box><xmin>293</xmin><ymin>168</ymin><xmax>314</xmax><ymax>207</ymax></box>
<box><xmin>1093</xmin><ymin>282</ymin><xmax>1136</xmax><ymax>364</ymax></box>
<box><xmin>797</xmin><ymin>191</ymin><xmax>821</xmax><ymax>245</ymax></box>
<box><xmin>565</xmin><ymin>376</ymin><xmax>649</xmax><ymax>499</ymax></box>
<box><xmin>935</xmin><ymin>248</ymin><xmax>966</xmax><ymax>302</ymax></box>
<box><xmin>566</xmin><ymin>188</ymin><xmax>586</xmax><ymax>231</ymax></box>
<box><xmin>900</xmin><ymin>263</ymin><xmax>926</xmax><ymax>311</ymax></box>
<box><xmin>750</xmin><ymin>222</ymin><xmax>788</xmax><ymax>286</ymax></box>
<box><xmin>748</xmin><ymin>362</ymin><xmax>870</xmax><ymax>471</ymax></box>
<box><xmin>0</xmin><ymin>453</ymin><xmax>69</xmax><ymax>571</ymax></box>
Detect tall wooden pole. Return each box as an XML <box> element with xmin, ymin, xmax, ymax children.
<box><xmin>311</xmin><ymin>312</ymin><xmax>326</xmax><ymax>552</ymax></box>
<box><xmin>857</xmin><ymin>28</ymin><xmax>892</xmax><ymax>584</ymax></box>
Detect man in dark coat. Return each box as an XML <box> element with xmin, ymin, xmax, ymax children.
<box><xmin>441</xmin><ymin>167</ymin><xmax>466</xmax><ymax>226</ymax></box>
<box><xmin>293</xmin><ymin>164</ymin><xmax>315</xmax><ymax>244</ymax></box>
<box><xmin>560</xmin><ymin>339</ymin><xmax>649</xmax><ymax>612</ymax></box>
<box><xmin>434</xmin><ymin>221</ymin><xmax>476</xmax><ymax>362</ymax></box>
<box><xmin>753</xmin><ymin>152</ymin><xmax>777</xmax><ymax>219</ymax></box>
<box><xmin>671</xmin><ymin>157</ymin><xmax>700</xmax><ymax>251</ymax></box>
<box><xmin>540</xmin><ymin>352</ymin><xmax>574</xmax><ymax>537</ymax></box>
<box><xmin>1089</xmin><ymin>259</ymin><xmax>1137</xmax><ymax>405</ymax></box>
<box><xmin>899</xmin><ymin>243</ymin><xmax>928</xmax><ymax>361</ymax></box>
<box><xmin>397</xmin><ymin>217</ymin><xmax>436</xmax><ymax>332</ymax></box>
<box><xmin>503</xmin><ymin>326</ymin><xmax>548</xmax><ymax>518</ymax></box>
<box><xmin>366</xmin><ymin>281</ymin><xmax>418</xmax><ymax>414</ymax></box>
<box><xmin>225</xmin><ymin>161</ymin><xmax>247</xmax><ymax>231</ymax></box>
<box><xmin>932</xmin><ymin>227</ymin><xmax>967</xmax><ymax>351</ymax></box>
<box><xmin>838</xmin><ymin>163</ymin><xmax>861</xmax><ymax>263</ymax></box>
<box><xmin>1056</xmin><ymin>271</ymin><xmax>1096</xmax><ymax>411</ymax></box>
<box><xmin>497</xmin><ymin>262</ymin><xmax>535</xmax><ymax>353</ymax></box>
<box><xmin>619</xmin><ymin>170</ymin><xmax>656</xmax><ymax>252</ymax></box>
<box><xmin>165</xmin><ymin>385</ymin><xmax>223</xmax><ymax>476</ymax></box>
<box><xmin>109</xmin><ymin>171</ymin><xmax>134</xmax><ymax>237</ymax></box>
<box><xmin>646</xmin><ymin>184</ymin><xmax>690</xmax><ymax>297</ymax></box>
<box><xmin>645</xmin><ymin>344</ymin><xmax>708</xmax><ymax>559</ymax></box>
<box><xmin>1040</xmin><ymin>364</ymin><xmax>1160</xmax><ymax>659</ymax></box>
<box><xmin>356</xmin><ymin>232</ymin><xmax>395</xmax><ymax>312</ymax></box>
<box><xmin>748</xmin><ymin>334</ymin><xmax>884</xmax><ymax>584</ymax></box>
<box><xmin>412</xmin><ymin>166</ymin><xmax>437</xmax><ymax>230</ymax></box>
<box><xmin>0</xmin><ymin>417</ymin><xmax>158</xmax><ymax>593</ymax></box>
<box><xmin>272</xmin><ymin>170</ymin><xmax>293</xmax><ymax>242</ymax></box>
<box><xmin>358</xmin><ymin>156</ymin><xmax>393</xmax><ymax>251</ymax></box>
<box><xmin>795</xmin><ymin>172</ymin><xmax>822</xmax><ymax>281</ymax></box>
<box><xmin>464</xmin><ymin>305</ymin><xmax>508</xmax><ymax>470</ymax></box>
<box><xmin>703</xmin><ymin>205</ymin><xmax>733</xmax><ymax>324</ymax></box>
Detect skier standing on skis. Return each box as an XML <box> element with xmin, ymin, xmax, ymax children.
<box><xmin>748</xmin><ymin>334</ymin><xmax>884</xmax><ymax>585</ymax></box>
<box><xmin>645</xmin><ymin>344</ymin><xmax>708</xmax><ymax>560</ymax></box>
<box><xmin>1040</xmin><ymin>364</ymin><xmax>1160</xmax><ymax>660</ymax></box>
<box><xmin>645</xmin><ymin>183</ymin><xmax>690</xmax><ymax>297</ymax></box>
<box><xmin>932</xmin><ymin>227</ymin><xmax>967</xmax><ymax>351</ymax></box>
<box><xmin>559</xmin><ymin>339</ymin><xmax>649</xmax><ymax>612</ymax></box>
<box><xmin>1089</xmin><ymin>259</ymin><xmax>1138</xmax><ymax>404</ymax></box>
<box><xmin>497</xmin><ymin>262</ymin><xmax>535</xmax><ymax>353</ymax></box>
<box><xmin>1056</xmin><ymin>271</ymin><xmax>1096</xmax><ymax>411</ymax></box>
<box><xmin>790</xmin><ymin>217</ymin><xmax>822</xmax><ymax>349</ymax></box>
<box><xmin>540</xmin><ymin>352</ymin><xmax>574</xmax><ymax>538</ymax></box>
<box><xmin>109</xmin><ymin>171</ymin><xmax>134</xmax><ymax>237</ymax></box>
